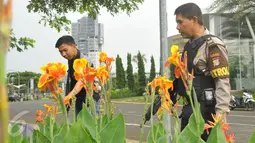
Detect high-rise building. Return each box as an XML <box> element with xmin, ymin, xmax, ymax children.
<box><xmin>71</xmin><ymin>16</ymin><xmax>104</xmax><ymax>68</ymax></box>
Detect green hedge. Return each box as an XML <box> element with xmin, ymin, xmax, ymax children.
<box><xmin>110</xmin><ymin>88</ymin><xmax>139</xmax><ymax>99</ymax></box>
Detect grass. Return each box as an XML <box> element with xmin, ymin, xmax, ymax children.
<box><xmin>112</xmin><ymin>96</ymin><xmax>152</xmax><ymax>103</ymax></box>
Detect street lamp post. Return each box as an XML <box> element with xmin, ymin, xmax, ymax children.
<box><xmin>159</xmin><ymin>0</ymin><xmax>172</xmax><ymax>142</ymax></box>
<box><xmin>238</xmin><ymin>21</ymin><xmax>243</xmax><ymax>89</ymax></box>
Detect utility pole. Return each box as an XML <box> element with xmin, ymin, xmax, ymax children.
<box><xmin>159</xmin><ymin>0</ymin><xmax>172</xmax><ymax>142</ymax></box>
<box><xmin>238</xmin><ymin>20</ymin><xmax>242</xmax><ymax>89</ymax></box>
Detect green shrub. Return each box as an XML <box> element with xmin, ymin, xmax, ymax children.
<box><xmin>111</xmin><ymin>88</ymin><xmax>138</xmax><ymax>99</ymax></box>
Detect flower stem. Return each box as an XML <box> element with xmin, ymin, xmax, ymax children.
<box><xmin>186</xmin><ymin>81</ymin><xmax>200</xmax><ymax>141</ymax></box>
<box><xmin>50</xmin><ymin>115</ymin><xmax>54</xmax><ymax>143</ymax></box>
<box><xmin>72</xmin><ymin>97</ymin><xmax>76</xmax><ymax>122</ymax></box>
<box><xmin>58</xmin><ymin>94</ymin><xmax>69</xmax><ymax>131</ymax></box>
<box><xmin>89</xmin><ymin>87</ymin><xmax>100</xmax><ymax>143</ymax></box>
<box><xmin>0</xmin><ymin>12</ymin><xmax>10</xmax><ymax>143</ymax></box>
<box><xmin>150</xmin><ymin>89</ymin><xmax>156</xmax><ymax>143</ymax></box>
<box><xmin>139</xmin><ymin>88</ymin><xmax>149</xmax><ymax>143</ymax></box>
<box><xmin>102</xmin><ymin>84</ymin><xmax>111</xmax><ymax>122</ymax></box>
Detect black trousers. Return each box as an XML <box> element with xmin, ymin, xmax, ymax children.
<box><xmin>180</xmin><ymin>103</ymin><xmax>215</xmax><ymax>141</ymax></box>
<box><xmin>75</xmin><ymin>98</ymin><xmax>86</xmax><ymax>117</ymax></box>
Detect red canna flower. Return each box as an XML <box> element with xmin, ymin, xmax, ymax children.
<box><xmin>35</xmin><ymin>110</ymin><xmax>44</xmax><ymax>123</ymax></box>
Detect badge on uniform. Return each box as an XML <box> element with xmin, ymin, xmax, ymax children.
<box><xmin>202</xmin><ymin>88</ymin><xmax>216</xmax><ymax>107</ymax></box>
<box><xmin>212</xmin><ymin>58</ymin><xmax>220</xmax><ymax>67</ymax></box>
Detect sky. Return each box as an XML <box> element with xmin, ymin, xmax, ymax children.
<box><xmin>6</xmin><ymin>0</ymin><xmax>212</xmax><ymax>74</ymax></box>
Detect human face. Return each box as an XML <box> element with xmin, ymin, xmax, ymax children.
<box><xmin>58</xmin><ymin>44</ymin><xmax>77</xmax><ymax>60</ymax></box>
<box><xmin>175</xmin><ymin>14</ymin><xmax>195</xmax><ymax>38</ymax></box>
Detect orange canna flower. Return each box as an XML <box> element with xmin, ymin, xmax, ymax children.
<box><xmin>148</xmin><ymin>75</ymin><xmax>174</xmax><ymax>113</ymax></box>
<box><xmin>84</xmin><ymin>67</ymin><xmax>97</xmax><ymax>85</ymax></box>
<box><xmin>1</xmin><ymin>0</ymin><xmax>12</xmax><ymax>24</ymax></box>
<box><xmin>99</xmin><ymin>52</ymin><xmax>114</xmax><ymax>69</ymax></box>
<box><xmin>204</xmin><ymin>113</ymin><xmax>235</xmax><ymax>143</ymax></box>
<box><xmin>44</xmin><ymin>104</ymin><xmax>53</xmax><ymax>115</ymax></box>
<box><xmin>99</xmin><ymin>52</ymin><xmax>108</xmax><ymax>63</ymax></box>
<box><xmin>165</xmin><ymin>45</ymin><xmax>181</xmax><ymax>67</ymax></box>
<box><xmin>225</xmin><ymin>133</ymin><xmax>235</xmax><ymax>143</ymax></box>
<box><xmin>73</xmin><ymin>58</ymin><xmax>89</xmax><ymax>75</ymax></box>
<box><xmin>161</xmin><ymin>97</ymin><xmax>172</xmax><ymax>112</ymax></box>
<box><xmin>96</xmin><ymin>66</ymin><xmax>110</xmax><ymax>85</ymax></box>
<box><xmin>148</xmin><ymin>77</ymin><xmax>161</xmax><ymax>89</ymax></box>
<box><xmin>105</xmin><ymin>57</ymin><xmax>114</xmax><ymax>66</ymax></box>
<box><xmin>36</xmin><ymin>110</ymin><xmax>44</xmax><ymax>123</ymax></box>
<box><xmin>38</xmin><ymin>62</ymin><xmax>66</xmax><ymax>96</ymax></box>
<box><xmin>73</xmin><ymin>58</ymin><xmax>98</xmax><ymax>95</ymax></box>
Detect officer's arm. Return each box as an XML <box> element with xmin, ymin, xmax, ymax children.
<box><xmin>208</xmin><ymin>44</ymin><xmax>231</xmax><ymax>114</ymax></box>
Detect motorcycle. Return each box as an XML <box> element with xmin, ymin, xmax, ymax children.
<box><xmin>229</xmin><ymin>91</ymin><xmax>255</xmax><ymax>111</ymax></box>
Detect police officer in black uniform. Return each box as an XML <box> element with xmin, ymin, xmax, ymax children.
<box><xmin>174</xmin><ymin>3</ymin><xmax>231</xmax><ymax>141</ymax></box>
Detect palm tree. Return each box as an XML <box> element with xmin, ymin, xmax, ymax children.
<box><xmin>132</xmin><ymin>53</ymin><xmax>147</xmax><ymax>64</ymax></box>
<box><xmin>132</xmin><ymin>52</ymin><xmax>147</xmax><ymax>70</ymax></box>
<box><xmin>209</xmin><ymin>0</ymin><xmax>255</xmax><ymax>41</ymax></box>
<box><xmin>209</xmin><ymin>0</ymin><xmax>255</xmax><ymax>18</ymax></box>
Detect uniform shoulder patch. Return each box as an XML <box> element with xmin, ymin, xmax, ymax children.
<box><xmin>208</xmin><ymin>45</ymin><xmax>229</xmax><ymax>78</ymax></box>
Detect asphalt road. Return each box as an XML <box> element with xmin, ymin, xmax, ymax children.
<box><xmin>9</xmin><ymin>100</ymin><xmax>255</xmax><ymax>143</ymax></box>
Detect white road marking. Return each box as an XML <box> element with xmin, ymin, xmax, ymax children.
<box><xmin>125</xmin><ymin>122</ymin><xmax>255</xmax><ymax>128</ymax></box>
<box><xmin>229</xmin><ymin>114</ymin><xmax>255</xmax><ymax>118</ymax></box>
<box><xmin>125</xmin><ymin>123</ymin><xmax>150</xmax><ymax>128</ymax></box>
<box><xmin>229</xmin><ymin>123</ymin><xmax>255</xmax><ymax>127</ymax></box>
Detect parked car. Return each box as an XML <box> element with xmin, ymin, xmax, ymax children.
<box><xmin>8</xmin><ymin>93</ymin><xmax>21</xmax><ymax>102</ymax></box>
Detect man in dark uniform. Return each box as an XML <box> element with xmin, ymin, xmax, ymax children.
<box><xmin>55</xmin><ymin>35</ymin><xmax>88</xmax><ymax>117</ymax></box>
<box><xmin>174</xmin><ymin>3</ymin><xmax>231</xmax><ymax>141</ymax></box>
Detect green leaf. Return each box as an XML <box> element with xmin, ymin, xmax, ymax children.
<box><xmin>77</xmin><ymin>106</ymin><xmax>96</xmax><ymax>139</ymax></box>
<box><xmin>53</xmin><ymin>125</ymin><xmax>68</xmax><ymax>143</ymax></box>
<box><xmin>42</xmin><ymin>116</ymin><xmax>59</xmax><ymax>140</ymax></box>
<box><xmin>9</xmin><ymin>123</ymin><xmax>22</xmax><ymax>143</ymax></box>
<box><xmin>189</xmin><ymin>113</ymin><xmax>205</xmax><ymax>135</ymax></box>
<box><xmin>32</xmin><ymin>130</ymin><xmax>51</xmax><ymax>143</ymax></box>
<box><xmin>156</xmin><ymin>135</ymin><xmax>168</xmax><ymax>143</ymax></box>
<box><xmin>63</xmin><ymin>122</ymin><xmax>96</xmax><ymax>143</ymax></box>
<box><xmin>100</xmin><ymin>113</ymin><xmax>126</xmax><ymax>143</ymax></box>
<box><xmin>43</xmin><ymin>116</ymin><xmax>51</xmax><ymax>139</ymax></box>
<box><xmin>206</xmin><ymin>123</ymin><xmax>228</xmax><ymax>143</ymax></box>
<box><xmin>147</xmin><ymin>123</ymin><xmax>167</xmax><ymax>143</ymax></box>
<box><xmin>177</xmin><ymin>112</ymin><xmax>205</xmax><ymax>143</ymax></box>
<box><xmin>99</xmin><ymin>114</ymin><xmax>109</xmax><ymax>131</ymax></box>
<box><xmin>22</xmin><ymin>137</ymin><xmax>30</xmax><ymax>143</ymax></box>
<box><xmin>37</xmin><ymin>122</ymin><xmax>44</xmax><ymax>133</ymax></box>
<box><xmin>249</xmin><ymin>130</ymin><xmax>255</xmax><ymax>143</ymax></box>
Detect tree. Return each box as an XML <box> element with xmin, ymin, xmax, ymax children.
<box><xmin>137</xmin><ymin>51</ymin><xmax>146</xmax><ymax>95</ymax></box>
<box><xmin>26</xmin><ymin>0</ymin><xmax>144</xmax><ymax>32</ymax></box>
<box><xmin>132</xmin><ymin>53</ymin><xmax>147</xmax><ymax>65</ymax></box>
<box><xmin>209</xmin><ymin>0</ymin><xmax>255</xmax><ymax>18</ymax></box>
<box><xmin>9</xmin><ymin>30</ymin><xmax>35</xmax><ymax>52</ymax></box>
<box><xmin>6</xmin><ymin>71</ymin><xmax>40</xmax><ymax>86</ymax></box>
<box><xmin>6</xmin><ymin>71</ymin><xmax>41</xmax><ymax>94</ymax></box>
<box><xmin>209</xmin><ymin>1</ymin><xmax>255</xmax><ymax>40</ymax></box>
<box><xmin>149</xmin><ymin>55</ymin><xmax>156</xmax><ymax>82</ymax></box>
<box><xmin>127</xmin><ymin>53</ymin><xmax>135</xmax><ymax>90</ymax></box>
<box><xmin>11</xmin><ymin>0</ymin><xmax>144</xmax><ymax>52</ymax></box>
<box><xmin>115</xmin><ymin>55</ymin><xmax>126</xmax><ymax>89</ymax></box>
